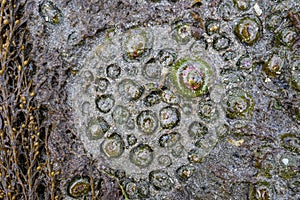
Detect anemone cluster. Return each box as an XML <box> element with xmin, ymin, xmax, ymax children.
<box><xmin>65</xmin><ymin>0</ymin><xmax>300</xmax><ymax>198</ymax></box>
<box><xmin>68</xmin><ymin>24</ymin><xmax>227</xmax><ymax>198</ymax></box>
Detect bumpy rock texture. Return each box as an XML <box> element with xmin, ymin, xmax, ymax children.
<box><xmin>1</xmin><ymin>0</ymin><xmax>299</xmax><ymax>199</ymax></box>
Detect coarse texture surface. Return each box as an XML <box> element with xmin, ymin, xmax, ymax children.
<box><xmin>1</xmin><ymin>0</ymin><xmax>299</xmax><ymax>199</ymax></box>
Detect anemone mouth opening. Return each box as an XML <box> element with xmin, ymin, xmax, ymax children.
<box><xmin>179</xmin><ymin>65</ymin><xmax>204</xmax><ymax>90</ymax></box>
<box><xmin>232</xmin><ymin>96</ymin><xmax>249</xmax><ymax>113</ymax></box>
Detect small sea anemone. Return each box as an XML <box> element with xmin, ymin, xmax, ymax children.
<box><xmin>170</xmin><ymin>59</ymin><xmax>212</xmax><ymax>98</ymax></box>
<box><xmin>67</xmin><ymin>177</ymin><xmax>91</xmax><ymax>198</ymax></box>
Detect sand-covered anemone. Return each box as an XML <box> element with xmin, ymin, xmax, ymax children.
<box><xmin>159</xmin><ymin>132</ymin><xmax>180</xmax><ymax>148</ymax></box>
<box><xmin>198</xmin><ymin>101</ymin><xmax>219</xmax><ymax>121</ymax></box>
<box><xmin>111</xmin><ymin>105</ymin><xmax>130</xmax><ymax>124</ymax></box>
<box><xmin>95</xmin><ymin>94</ymin><xmax>115</xmax><ymax>113</ymax></box>
<box><xmin>143</xmin><ymin>91</ymin><xmax>161</xmax><ymax>107</ymax></box>
<box><xmin>123</xmin><ymin>28</ymin><xmax>153</xmax><ymax>61</ymax></box>
<box><xmin>277</xmin><ymin>27</ymin><xmax>298</xmax><ymax>47</ymax></box>
<box><xmin>159</xmin><ymin>106</ymin><xmax>180</xmax><ymax>129</ymax></box>
<box><xmin>122</xmin><ymin>179</ymin><xmax>150</xmax><ymax>199</ymax></box>
<box><xmin>205</xmin><ymin>19</ymin><xmax>220</xmax><ymax>36</ymax></box>
<box><xmin>213</xmin><ymin>35</ymin><xmax>231</xmax><ymax>51</ymax></box>
<box><xmin>86</xmin><ymin>117</ymin><xmax>110</xmax><ymax>140</ymax></box>
<box><xmin>158</xmin><ymin>49</ymin><xmax>177</xmax><ymax>66</ymax></box>
<box><xmin>137</xmin><ymin>110</ymin><xmax>158</xmax><ymax>134</ymax></box>
<box><xmin>101</xmin><ymin>133</ymin><xmax>125</xmax><ymax>158</ymax></box>
<box><xmin>67</xmin><ymin>177</ymin><xmax>91</xmax><ymax>198</ymax></box>
<box><xmin>237</xmin><ymin>54</ymin><xmax>253</xmax><ymax>70</ymax></box>
<box><xmin>130</xmin><ymin>144</ymin><xmax>154</xmax><ymax>168</ymax></box>
<box><xmin>235</xmin><ymin>16</ymin><xmax>261</xmax><ymax>45</ymax></box>
<box><xmin>280</xmin><ymin>133</ymin><xmax>299</xmax><ymax>154</ymax></box>
<box><xmin>188</xmin><ymin>121</ymin><xmax>208</xmax><ymax>139</ymax></box>
<box><xmin>233</xmin><ymin>0</ymin><xmax>250</xmax><ymax>10</ymax></box>
<box><xmin>225</xmin><ymin>88</ymin><xmax>254</xmax><ymax>120</ymax></box>
<box><xmin>263</xmin><ymin>54</ymin><xmax>285</xmax><ymax>77</ymax></box>
<box><xmin>170</xmin><ymin>58</ymin><xmax>212</xmax><ymax>98</ymax></box>
<box><xmin>176</xmin><ymin>165</ymin><xmax>196</xmax><ymax>181</ymax></box>
<box><xmin>118</xmin><ymin>79</ymin><xmax>144</xmax><ymax>100</ymax></box>
<box><xmin>143</xmin><ymin>62</ymin><xmax>162</xmax><ymax>80</ymax></box>
<box><xmin>149</xmin><ymin>170</ymin><xmax>174</xmax><ymax>191</ymax></box>
<box><xmin>39</xmin><ymin>1</ymin><xmax>62</xmax><ymax>24</ymax></box>
<box><xmin>172</xmin><ymin>23</ymin><xmax>192</xmax><ymax>44</ymax></box>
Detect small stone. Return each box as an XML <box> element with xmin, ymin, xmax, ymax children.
<box><xmin>282</xmin><ymin>158</ymin><xmax>289</xmax><ymax>166</ymax></box>
<box><xmin>254</xmin><ymin>3</ymin><xmax>262</xmax><ymax>16</ymax></box>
